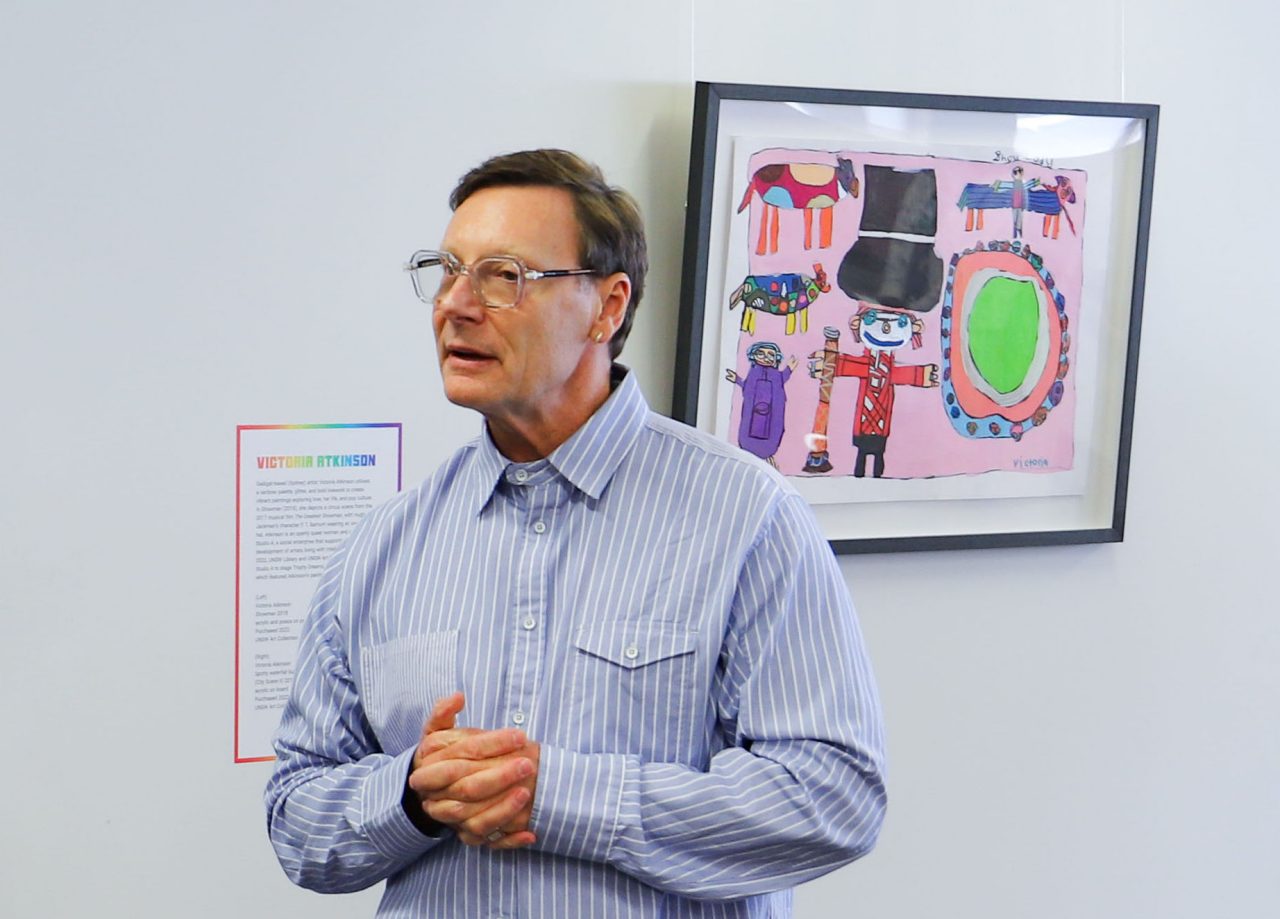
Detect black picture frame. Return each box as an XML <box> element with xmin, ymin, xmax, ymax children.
<box><xmin>673</xmin><ymin>82</ymin><xmax>1158</xmax><ymax>554</ymax></box>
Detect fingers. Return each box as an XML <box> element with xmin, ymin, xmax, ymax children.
<box><xmin>450</xmin><ymin>786</ymin><xmax>536</xmax><ymax>848</ymax></box>
<box><xmin>410</xmin><ymin>734</ymin><xmax>540</xmax><ymax>852</ymax></box>
<box><xmin>414</xmin><ymin>693</ymin><xmax>467</xmax><ymax>768</ymax></box>
<box><xmin>440</xmin><ymin>754</ymin><xmax>533</xmax><ymax>801</ymax></box>
<box><xmin>411</xmin><ymin>754</ymin><xmax>533</xmax><ymax>802</ymax></box>
<box><xmin>418</xmin><ymin>726</ymin><xmax>484</xmax><ymax>758</ymax></box>
<box><xmin>423</xmin><ymin>795</ymin><xmax>486</xmax><ymax>826</ymax></box>
<box><xmin>431</xmin><ymin>782</ymin><xmax>530</xmax><ymax>840</ymax></box>
<box><xmin>427</xmin><ymin>727</ymin><xmax>526</xmax><ymax>764</ymax></box>
<box><xmin>484</xmin><ymin>830</ymin><xmax>537</xmax><ymax>850</ymax></box>
<box><xmin>423</xmin><ymin>692</ymin><xmax>466</xmax><ymax>736</ymax></box>
<box><xmin>414</xmin><ymin>704</ymin><xmax>522</xmax><ymax>767</ymax></box>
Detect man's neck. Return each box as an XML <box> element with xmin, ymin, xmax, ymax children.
<box><xmin>485</xmin><ymin>370</ymin><xmax>616</xmax><ymax>463</ymax></box>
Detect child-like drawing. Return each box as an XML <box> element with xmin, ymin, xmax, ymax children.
<box><xmin>738</xmin><ymin>158</ymin><xmax>859</xmax><ymax>254</ymax></box>
<box><xmin>815</xmin><ymin>305</ymin><xmax>939</xmax><ymax>478</ymax></box>
<box><xmin>996</xmin><ymin>165</ymin><xmax>1040</xmax><ymax>239</ymax></box>
<box><xmin>726</xmin><ymin>341</ymin><xmax>797</xmax><ymax>469</ymax></box>
<box><xmin>728</xmin><ymin>263</ymin><xmax>830</xmax><ymax>336</ymax></box>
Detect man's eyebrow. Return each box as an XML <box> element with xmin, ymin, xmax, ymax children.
<box><xmin>438</xmin><ymin>244</ymin><xmax>557</xmax><ymax>267</ymax></box>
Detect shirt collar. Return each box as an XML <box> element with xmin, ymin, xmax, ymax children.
<box><xmin>466</xmin><ymin>364</ymin><xmax>648</xmax><ymax>515</ymax></box>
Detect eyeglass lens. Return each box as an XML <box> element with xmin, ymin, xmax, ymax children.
<box><xmin>412</xmin><ymin>255</ymin><xmax>524</xmax><ymax>308</ymax></box>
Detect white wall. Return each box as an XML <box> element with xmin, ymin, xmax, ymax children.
<box><xmin>2</xmin><ymin>2</ymin><xmax>1274</xmax><ymax>917</ymax></box>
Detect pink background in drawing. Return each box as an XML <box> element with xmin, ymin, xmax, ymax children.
<box><xmin>724</xmin><ymin>147</ymin><xmax>1087</xmax><ymax>481</ymax></box>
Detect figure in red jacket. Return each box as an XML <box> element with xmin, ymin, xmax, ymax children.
<box><xmin>815</xmin><ymin>304</ymin><xmax>938</xmax><ymax>478</ymax></box>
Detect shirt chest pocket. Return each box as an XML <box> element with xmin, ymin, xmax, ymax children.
<box><xmin>360</xmin><ymin>631</ymin><xmax>459</xmax><ymax>755</ymax></box>
<box><xmin>565</xmin><ymin>621</ymin><xmax>705</xmax><ymax>762</ymax></box>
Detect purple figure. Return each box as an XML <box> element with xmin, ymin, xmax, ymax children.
<box><xmin>725</xmin><ymin>341</ymin><xmax>797</xmax><ymax>468</ymax></box>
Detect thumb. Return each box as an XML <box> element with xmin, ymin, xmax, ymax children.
<box><xmin>422</xmin><ymin>691</ymin><xmax>465</xmax><ymax>738</ymax></box>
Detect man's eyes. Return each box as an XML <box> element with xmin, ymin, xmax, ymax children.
<box><xmin>476</xmin><ymin>261</ymin><xmax>521</xmax><ymax>284</ymax></box>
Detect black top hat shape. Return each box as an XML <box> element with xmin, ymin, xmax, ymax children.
<box><xmin>837</xmin><ymin>165</ymin><xmax>944</xmax><ymax>313</ymax></box>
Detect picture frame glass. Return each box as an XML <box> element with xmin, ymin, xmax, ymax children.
<box><xmin>678</xmin><ymin>86</ymin><xmax>1156</xmax><ymax>552</ymax></box>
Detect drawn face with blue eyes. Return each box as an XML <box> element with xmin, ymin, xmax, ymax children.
<box><xmin>851</xmin><ymin>307</ymin><xmax>921</xmax><ymax>351</ymax></box>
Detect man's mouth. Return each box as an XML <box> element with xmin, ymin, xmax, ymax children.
<box><xmin>445</xmin><ymin>345</ymin><xmax>494</xmax><ymax>360</ymax></box>
<box><xmin>444</xmin><ymin>345</ymin><xmax>496</xmax><ymax>367</ymax></box>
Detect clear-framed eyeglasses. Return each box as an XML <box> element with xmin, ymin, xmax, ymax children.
<box><xmin>405</xmin><ymin>249</ymin><xmax>598</xmax><ymax>309</ymax></box>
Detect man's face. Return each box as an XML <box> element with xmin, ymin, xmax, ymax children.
<box><xmin>433</xmin><ymin>185</ymin><xmax>604</xmax><ymax>432</ymax></box>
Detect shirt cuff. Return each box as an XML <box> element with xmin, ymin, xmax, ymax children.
<box><xmin>529</xmin><ymin>745</ymin><xmax>633</xmax><ymax>863</ymax></box>
<box><xmin>357</xmin><ymin>745</ymin><xmax>443</xmax><ymax>860</ymax></box>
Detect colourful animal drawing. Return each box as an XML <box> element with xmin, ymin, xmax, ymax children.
<box><xmin>738</xmin><ymin>158</ymin><xmax>859</xmax><ymax>254</ymax></box>
<box><xmin>1033</xmin><ymin>176</ymin><xmax>1078</xmax><ymax>238</ymax></box>
<box><xmin>729</xmin><ymin>263</ymin><xmax>830</xmax><ymax>335</ymax></box>
<box><xmin>956</xmin><ymin>174</ymin><xmax>1077</xmax><ymax>238</ymax></box>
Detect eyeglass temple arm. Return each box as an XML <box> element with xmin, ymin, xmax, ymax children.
<box><xmin>528</xmin><ymin>267</ymin><xmax>598</xmax><ymax>280</ymax></box>
<box><xmin>404</xmin><ymin>255</ymin><xmax>444</xmax><ymax>272</ymax></box>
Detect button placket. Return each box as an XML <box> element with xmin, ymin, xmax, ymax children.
<box><xmin>501</xmin><ymin>475</ymin><xmax>561</xmax><ymax>741</ymax></box>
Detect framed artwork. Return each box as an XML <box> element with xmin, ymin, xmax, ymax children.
<box><xmin>673</xmin><ymin>82</ymin><xmax>1158</xmax><ymax>554</ymax></box>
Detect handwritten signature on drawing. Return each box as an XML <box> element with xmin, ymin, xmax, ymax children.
<box><xmin>993</xmin><ymin>150</ymin><xmax>1056</xmax><ymax>168</ymax></box>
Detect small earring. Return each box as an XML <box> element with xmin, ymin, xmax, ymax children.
<box><xmin>593</xmin><ymin>330</ymin><xmax>604</xmax><ymax>343</ymax></box>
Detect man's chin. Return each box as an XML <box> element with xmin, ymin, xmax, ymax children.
<box><xmin>440</xmin><ymin>375</ymin><xmax>491</xmax><ymax>413</ymax></box>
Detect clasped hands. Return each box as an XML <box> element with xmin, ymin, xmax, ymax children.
<box><xmin>405</xmin><ymin>692</ymin><xmax>539</xmax><ymax>850</ymax></box>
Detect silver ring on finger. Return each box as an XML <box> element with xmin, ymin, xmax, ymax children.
<box><xmin>485</xmin><ymin>829</ymin><xmax>505</xmax><ymax>843</ymax></box>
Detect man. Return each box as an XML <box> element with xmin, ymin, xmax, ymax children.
<box><xmin>265</xmin><ymin>149</ymin><xmax>886</xmax><ymax>917</ymax></box>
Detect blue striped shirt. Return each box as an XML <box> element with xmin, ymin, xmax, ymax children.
<box><xmin>265</xmin><ymin>368</ymin><xmax>886</xmax><ymax>917</ymax></box>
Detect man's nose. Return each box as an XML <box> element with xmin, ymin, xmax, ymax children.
<box><xmin>435</xmin><ymin>273</ymin><xmax>485</xmax><ymax>321</ymax></box>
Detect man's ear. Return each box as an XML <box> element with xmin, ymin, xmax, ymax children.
<box><xmin>595</xmin><ymin>272</ymin><xmax>631</xmax><ymax>339</ymax></box>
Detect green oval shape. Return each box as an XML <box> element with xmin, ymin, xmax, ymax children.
<box><xmin>968</xmin><ymin>277</ymin><xmax>1040</xmax><ymax>394</ymax></box>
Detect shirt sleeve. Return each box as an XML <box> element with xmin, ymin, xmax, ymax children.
<box><xmin>834</xmin><ymin>353</ymin><xmax>870</xmax><ymax>379</ymax></box>
<box><xmin>528</xmin><ymin>492</ymin><xmax>887</xmax><ymax>899</ymax></box>
<box><xmin>263</xmin><ymin>548</ymin><xmax>443</xmax><ymax>893</ymax></box>
<box><xmin>889</xmin><ymin>362</ymin><xmax>928</xmax><ymax>386</ymax></box>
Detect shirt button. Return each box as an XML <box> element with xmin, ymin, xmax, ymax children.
<box><xmin>511</xmin><ymin>711</ymin><xmax>526</xmax><ymax>725</ymax></box>
<box><xmin>532</xmin><ymin>520</ymin><xmax>547</xmax><ymax>534</ymax></box>
<box><xmin>522</xmin><ymin>616</ymin><xmax>537</xmax><ymax>630</ymax></box>
<box><xmin>514</xmin><ymin>469</ymin><xmax>528</xmax><ymax>483</ymax></box>
<box><xmin>624</xmin><ymin>645</ymin><xmax>639</xmax><ymax>660</ymax></box>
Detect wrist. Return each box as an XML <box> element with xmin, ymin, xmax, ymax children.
<box><xmin>402</xmin><ymin>763</ymin><xmax>447</xmax><ymax>837</ymax></box>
